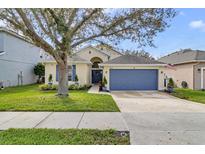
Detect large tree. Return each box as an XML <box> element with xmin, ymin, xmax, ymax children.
<box><xmin>0</xmin><ymin>8</ymin><xmax>176</xmax><ymax>96</ymax></box>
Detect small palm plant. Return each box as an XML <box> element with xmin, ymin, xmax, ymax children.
<box><xmin>75</xmin><ymin>75</ymin><xmax>79</xmax><ymax>82</ymax></box>
<box><xmin>48</xmin><ymin>74</ymin><xmax>53</xmax><ymax>85</ymax></box>
<box><xmin>102</xmin><ymin>76</ymin><xmax>107</xmax><ymax>87</ymax></box>
<box><xmin>167</xmin><ymin>78</ymin><xmax>174</xmax><ymax>93</ymax></box>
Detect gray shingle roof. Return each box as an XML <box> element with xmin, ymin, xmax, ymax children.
<box><xmin>159</xmin><ymin>49</ymin><xmax>205</xmax><ymax>65</ymax></box>
<box><xmin>103</xmin><ymin>55</ymin><xmax>164</xmax><ymax>64</ymax></box>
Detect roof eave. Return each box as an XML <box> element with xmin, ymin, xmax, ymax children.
<box><xmin>170</xmin><ymin>60</ymin><xmax>205</xmax><ymax>65</ymax></box>
<box><xmin>43</xmin><ymin>60</ymin><xmax>92</xmax><ymax>64</ymax></box>
<box><xmin>99</xmin><ymin>63</ymin><xmax>167</xmax><ymax>67</ymax></box>
<box><xmin>0</xmin><ymin>27</ymin><xmax>36</xmax><ymax>46</ymax></box>
<box><xmin>75</xmin><ymin>45</ymin><xmax>110</xmax><ymax>57</ymax></box>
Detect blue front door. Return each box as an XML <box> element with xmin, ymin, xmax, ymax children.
<box><xmin>110</xmin><ymin>69</ymin><xmax>158</xmax><ymax>90</ymax></box>
<box><xmin>92</xmin><ymin>70</ymin><xmax>103</xmax><ymax>84</ymax></box>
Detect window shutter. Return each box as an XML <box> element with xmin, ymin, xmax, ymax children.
<box><xmin>56</xmin><ymin>65</ymin><xmax>59</xmax><ymax>81</ymax></box>
<box><xmin>72</xmin><ymin>65</ymin><xmax>76</xmax><ymax>81</ymax></box>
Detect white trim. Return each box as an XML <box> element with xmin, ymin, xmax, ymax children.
<box><xmin>43</xmin><ymin>60</ymin><xmax>92</xmax><ymax>64</ymax></box>
<box><xmin>99</xmin><ymin>63</ymin><xmax>167</xmax><ymax>67</ymax></box>
<box><xmin>170</xmin><ymin>60</ymin><xmax>205</xmax><ymax>65</ymax></box>
<box><xmin>201</xmin><ymin>67</ymin><xmax>205</xmax><ymax>89</ymax></box>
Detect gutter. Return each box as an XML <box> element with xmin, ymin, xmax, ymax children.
<box><xmin>43</xmin><ymin>60</ymin><xmax>92</xmax><ymax>65</ymax></box>
<box><xmin>99</xmin><ymin>63</ymin><xmax>167</xmax><ymax>67</ymax></box>
<box><xmin>171</xmin><ymin>60</ymin><xmax>205</xmax><ymax>65</ymax></box>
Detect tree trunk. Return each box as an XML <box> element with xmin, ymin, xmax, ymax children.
<box><xmin>57</xmin><ymin>59</ymin><xmax>68</xmax><ymax>97</ymax></box>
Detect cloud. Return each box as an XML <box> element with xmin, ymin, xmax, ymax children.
<box><xmin>189</xmin><ymin>20</ymin><xmax>205</xmax><ymax>31</ymax></box>
<box><xmin>179</xmin><ymin>11</ymin><xmax>185</xmax><ymax>16</ymax></box>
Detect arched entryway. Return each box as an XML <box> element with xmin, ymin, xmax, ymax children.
<box><xmin>90</xmin><ymin>57</ymin><xmax>103</xmax><ymax>84</ymax></box>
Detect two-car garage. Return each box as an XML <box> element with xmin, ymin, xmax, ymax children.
<box><xmin>109</xmin><ymin>69</ymin><xmax>158</xmax><ymax>91</ymax></box>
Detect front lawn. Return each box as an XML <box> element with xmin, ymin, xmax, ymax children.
<box><xmin>0</xmin><ymin>84</ymin><xmax>119</xmax><ymax>111</ymax></box>
<box><xmin>172</xmin><ymin>88</ymin><xmax>205</xmax><ymax>104</ymax></box>
<box><xmin>0</xmin><ymin>128</ymin><xmax>129</xmax><ymax>145</ymax></box>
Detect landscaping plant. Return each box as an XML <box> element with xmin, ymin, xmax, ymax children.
<box><xmin>167</xmin><ymin>78</ymin><xmax>174</xmax><ymax>93</ymax></box>
<box><xmin>181</xmin><ymin>81</ymin><xmax>188</xmax><ymax>89</ymax></box>
<box><xmin>34</xmin><ymin>63</ymin><xmax>45</xmax><ymax>83</ymax></box>
<box><xmin>48</xmin><ymin>74</ymin><xmax>53</xmax><ymax>85</ymax></box>
<box><xmin>75</xmin><ymin>75</ymin><xmax>79</xmax><ymax>83</ymax></box>
<box><xmin>102</xmin><ymin>76</ymin><xmax>107</xmax><ymax>87</ymax></box>
<box><xmin>39</xmin><ymin>84</ymin><xmax>91</xmax><ymax>91</ymax></box>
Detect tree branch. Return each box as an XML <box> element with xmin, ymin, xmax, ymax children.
<box><xmin>15</xmin><ymin>9</ymin><xmax>55</xmax><ymax>54</ymax></box>
<box><xmin>31</xmin><ymin>9</ymin><xmax>62</xmax><ymax>48</ymax></box>
<box><xmin>70</xmin><ymin>9</ymin><xmax>100</xmax><ymax>37</ymax></box>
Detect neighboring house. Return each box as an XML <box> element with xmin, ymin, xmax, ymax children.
<box><xmin>159</xmin><ymin>49</ymin><xmax>205</xmax><ymax>90</ymax></box>
<box><xmin>44</xmin><ymin>46</ymin><xmax>167</xmax><ymax>91</ymax></box>
<box><xmin>0</xmin><ymin>28</ymin><xmax>43</xmax><ymax>87</ymax></box>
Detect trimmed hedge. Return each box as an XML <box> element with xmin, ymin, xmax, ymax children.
<box><xmin>39</xmin><ymin>84</ymin><xmax>91</xmax><ymax>91</ymax></box>
<box><xmin>39</xmin><ymin>84</ymin><xmax>58</xmax><ymax>91</ymax></box>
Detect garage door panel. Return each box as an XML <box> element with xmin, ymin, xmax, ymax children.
<box><xmin>110</xmin><ymin>69</ymin><xmax>158</xmax><ymax>90</ymax></box>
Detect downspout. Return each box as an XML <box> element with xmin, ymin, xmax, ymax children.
<box><xmin>193</xmin><ymin>62</ymin><xmax>200</xmax><ymax>90</ymax></box>
<box><xmin>201</xmin><ymin>67</ymin><xmax>205</xmax><ymax>90</ymax></box>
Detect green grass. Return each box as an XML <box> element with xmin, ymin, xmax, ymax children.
<box><xmin>172</xmin><ymin>88</ymin><xmax>205</xmax><ymax>104</ymax></box>
<box><xmin>0</xmin><ymin>84</ymin><xmax>119</xmax><ymax>112</ymax></box>
<box><xmin>0</xmin><ymin>128</ymin><xmax>129</xmax><ymax>145</ymax></box>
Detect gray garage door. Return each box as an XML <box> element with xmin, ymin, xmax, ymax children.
<box><xmin>110</xmin><ymin>69</ymin><xmax>158</xmax><ymax>90</ymax></box>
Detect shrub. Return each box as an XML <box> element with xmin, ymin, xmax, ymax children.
<box><xmin>48</xmin><ymin>74</ymin><xmax>53</xmax><ymax>83</ymax></box>
<box><xmin>51</xmin><ymin>84</ymin><xmax>58</xmax><ymax>90</ymax></box>
<box><xmin>68</xmin><ymin>84</ymin><xmax>91</xmax><ymax>90</ymax></box>
<box><xmin>39</xmin><ymin>84</ymin><xmax>91</xmax><ymax>91</ymax></box>
<box><xmin>167</xmin><ymin>78</ymin><xmax>174</xmax><ymax>88</ymax></box>
<box><xmin>181</xmin><ymin>81</ymin><xmax>188</xmax><ymax>88</ymax></box>
<box><xmin>34</xmin><ymin>63</ymin><xmax>45</xmax><ymax>83</ymax></box>
<box><xmin>68</xmin><ymin>84</ymin><xmax>78</xmax><ymax>90</ymax></box>
<box><xmin>75</xmin><ymin>75</ymin><xmax>79</xmax><ymax>82</ymax></box>
<box><xmin>39</xmin><ymin>84</ymin><xmax>58</xmax><ymax>91</ymax></box>
<box><xmin>102</xmin><ymin>76</ymin><xmax>107</xmax><ymax>87</ymax></box>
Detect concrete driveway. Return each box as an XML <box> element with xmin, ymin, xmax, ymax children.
<box><xmin>111</xmin><ymin>91</ymin><xmax>205</xmax><ymax>144</ymax></box>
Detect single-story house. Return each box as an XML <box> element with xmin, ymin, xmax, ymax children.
<box><xmin>44</xmin><ymin>45</ymin><xmax>168</xmax><ymax>91</ymax></box>
<box><xmin>159</xmin><ymin>49</ymin><xmax>205</xmax><ymax>90</ymax></box>
<box><xmin>44</xmin><ymin>45</ymin><xmax>122</xmax><ymax>86</ymax></box>
<box><xmin>0</xmin><ymin>27</ymin><xmax>44</xmax><ymax>87</ymax></box>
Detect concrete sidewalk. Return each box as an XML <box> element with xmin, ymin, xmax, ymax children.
<box><xmin>0</xmin><ymin>112</ymin><xmax>128</xmax><ymax>131</ymax></box>
<box><xmin>88</xmin><ymin>85</ymin><xmax>110</xmax><ymax>95</ymax></box>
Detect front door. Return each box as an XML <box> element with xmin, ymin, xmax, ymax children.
<box><xmin>92</xmin><ymin>70</ymin><xmax>103</xmax><ymax>84</ymax></box>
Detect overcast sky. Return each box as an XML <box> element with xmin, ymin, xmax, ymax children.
<box><xmin>119</xmin><ymin>8</ymin><xmax>205</xmax><ymax>58</ymax></box>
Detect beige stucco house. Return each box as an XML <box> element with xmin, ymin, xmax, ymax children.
<box><xmin>44</xmin><ymin>45</ymin><xmax>122</xmax><ymax>86</ymax></box>
<box><xmin>44</xmin><ymin>45</ymin><xmax>167</xmax><ymax>91</ymax></box>
<box><xmin>159</xmin><ymin>49</ymin><xmax>205</xmax><ymax>90</ymax></box>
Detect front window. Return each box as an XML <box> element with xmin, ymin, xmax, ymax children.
<box><xmin>92</xmin><ymin>62</ymin><xmax>101</xmax><ymax>68</ymax></box>
<box><xmin>90</xmin><ymin>57</ymin><xmax>103</xmax><ymax>68</ymax></box>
